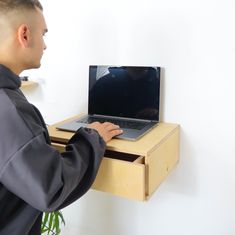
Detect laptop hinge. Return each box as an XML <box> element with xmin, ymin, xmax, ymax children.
<box><xmin>92</xmin><ymin>114</ymin><xmax>156</xmax><ymax>123</ymax></box>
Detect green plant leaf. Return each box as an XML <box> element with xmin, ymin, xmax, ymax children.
<box><xmin>58</xmin><ymin>211</ymin><xmax>65</xmax><ymax>225</ymax></box>
<box><xmin>47</xmin><ymin>212</ymin><xmax>54</xmax><ymax>235</ymax></box>
<box><xmin>41</xmin><ymin>228</ymin><xmax>49</xmax><ymax>233</ymax></box>
<box><xmin>55</xmin><ymin>211</ymin><xmax>60</xmax><ymax>234</ymax></box>
<box><xmin>41</xmin><ymin>212</ymin><xmax>49</xmax><ymax>230</ymax></box>
<box><xmin>41</xmin><ymin>211</ymin><xmax>65</xmax><ymax>235</ymax></box>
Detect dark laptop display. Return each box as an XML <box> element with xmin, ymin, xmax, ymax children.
<box><xmin>57</xmin><ymin>65</ymin><xmax>161</xmax><ymax>141</ymax></box>
<box><xmin>88</xmin><ymin>66</ymin><xmax>160</xmax><ymax>121</ymax></box>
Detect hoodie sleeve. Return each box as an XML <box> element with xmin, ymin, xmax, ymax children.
<box><xmin>0</xmin><ymin>127</ymin><xmax>106</xmax><ymax>212</ymax></box>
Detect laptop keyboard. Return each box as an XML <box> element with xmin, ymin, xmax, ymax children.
<box><xmin>78</xmin><ymin>117</ymin><xmax>148</xmax><ymax>130</ymax></box>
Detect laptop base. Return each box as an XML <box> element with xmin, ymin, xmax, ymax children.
<box><xmin>56</xmin><ymin>115</ymin><xmax>158</xmax><ymax>141</ymax></box>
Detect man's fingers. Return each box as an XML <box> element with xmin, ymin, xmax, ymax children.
<box><xmin>102</xmin><ymin>122</ymin><xmax>120</xmax><ymax>131</ymax></box>
<box><xmin>87</xmin><ymin>121</ymin><xmax>123</xmax><ymax>142</ymax></box>
<box><xmin>109</xmin><ymin>129</ymin><xmax>123</xmax><ymax>137</ymax></box>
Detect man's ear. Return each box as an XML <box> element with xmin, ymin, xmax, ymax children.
<box><xmin>17</xmin><ymin>24</ymin><xmax>30</xmax><ymax>48</ymax></box>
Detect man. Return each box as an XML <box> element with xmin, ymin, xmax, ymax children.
<box><xmin>0</xmin><ymin>1</ymin><xmax>122</xmax><ymax>234</ymax></box>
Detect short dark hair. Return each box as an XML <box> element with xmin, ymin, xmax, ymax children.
<box><xmin>0</xmin><ymin>0</ymin><xmax>43</xmax><ymax>13</ymax></box>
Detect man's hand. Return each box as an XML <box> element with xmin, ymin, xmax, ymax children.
<box><xmin>87</xmin><ymin>122</ymin><xmax>123</xmax><ymax>143</ymax></box>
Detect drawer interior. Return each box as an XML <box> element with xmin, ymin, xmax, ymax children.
<box><xmin>104</xmin><ymin>150</ymin><xmax>141</xmax><ymax>162</ymax></box>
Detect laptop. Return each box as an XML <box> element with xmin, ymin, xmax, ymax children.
<box><xmin>57</xmin><ymin>65</ymin><xmax>161</xmax><ymax>141</ymax></box>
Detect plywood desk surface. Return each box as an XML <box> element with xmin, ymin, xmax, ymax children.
<box><xmin>48</xmin><ymin>114</ymin><xmax>179</xmax><ymax>156</ymax></box>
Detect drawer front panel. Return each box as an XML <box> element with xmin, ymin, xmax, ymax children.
<box><xmin>92</xmin><ymin>157</ymin><xmax>145</xmax><ymax>201</ymax></box>
<box><xmin>51</xmin><ymin>143</ymin><xmax>146</xmax><ymax>201</ymax></box>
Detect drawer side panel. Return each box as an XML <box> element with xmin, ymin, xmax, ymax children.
<box><xmin>146</xmin><ymin>128</ymin><xmax>180</xmax><ymax>198</ymax></box>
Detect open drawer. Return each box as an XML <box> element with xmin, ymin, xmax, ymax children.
<box><xmin>52</xmin><ymin>143</ymin><xmax>146</xmax><ymax>200</ymax></box>
<box><xmin>50</xmin><ymin>123</ymin><xmax>179</xmax><ymax>201</ymax></box>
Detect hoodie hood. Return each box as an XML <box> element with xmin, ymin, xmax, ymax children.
<box><xmin>0</xmin><ymin>64</ymin><xmax>21</xmax><ymax>89</ymax></box>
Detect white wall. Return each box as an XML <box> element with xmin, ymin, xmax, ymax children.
<box><xmin>23</xmin><ymin>0</ymin><xmax>235</xmax><ymax>234</ymax></box>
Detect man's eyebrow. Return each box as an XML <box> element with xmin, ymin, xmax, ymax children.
<box><xmin>44</xmin><ymin>28</ymin><xmax>48</xmax><ymax>34</ymax></box>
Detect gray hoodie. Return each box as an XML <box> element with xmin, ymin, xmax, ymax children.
<box><xmin>0</xmin><ymin>64</ymin><xmax>106</xmax><ymax>235</ymax></box>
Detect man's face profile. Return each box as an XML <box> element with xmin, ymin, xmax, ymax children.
<box><xmin>0</xmin><ymin>3</ymin><xmax>48</xmax><ymax>74</ymax></box>
<box><xmin>25</xmin><ymin>8</ymin><xmax>48</xmax><ymax>69</ymax></box>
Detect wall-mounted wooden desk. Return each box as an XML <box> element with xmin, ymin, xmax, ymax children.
<box><xmin>20</xmin><ymin>81</ymin><xmax>38</xmax><ymax>90</ymax></box>
<box><xmin>48</xmin><ymin>115</ymin><xmax>180</xmax><ymax>201</ymax></box>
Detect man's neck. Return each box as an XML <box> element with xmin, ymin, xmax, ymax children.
<box><xmin>0</xmin><ymin>60</ymin><xmax>22</xmax><ymax>75</ymax></box>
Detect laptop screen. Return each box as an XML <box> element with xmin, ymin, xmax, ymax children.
<box><xmin>88</xmin><ymin>65</ymin><xmax>161</xmax><ymax>121</ymax></box>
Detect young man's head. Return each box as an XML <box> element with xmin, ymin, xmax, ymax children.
<box><xmin>0</xmin><ymin>0</ymin><xmax>47</xmax><ymax>75</ymax></box>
